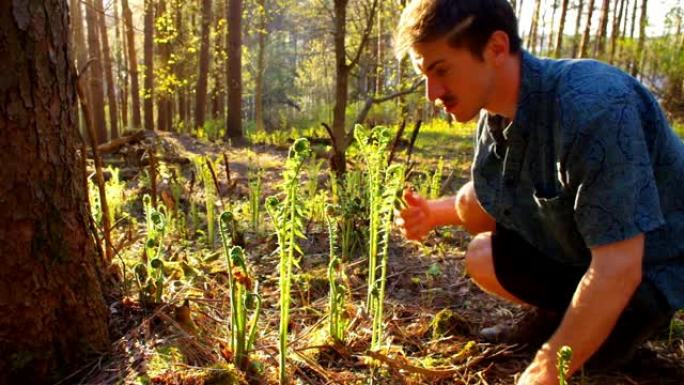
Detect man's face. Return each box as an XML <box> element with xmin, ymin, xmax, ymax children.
<box><xmin>410</xmin><ymin>38</ymin><xmax>495</xmax><ymax>123</ymax></box>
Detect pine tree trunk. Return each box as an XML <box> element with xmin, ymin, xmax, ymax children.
<box><xmin>609</xmin><ymin>0</ymin><xmax>626</xmax><ymax>63</ymax></box>
<box><xmin>593</xmin><ymin>0</ymin><xmax>611</xmax><ymax>57</ymax></box>
<box><xmin>629</xmin><ymin>0</ymin><xmax>638</xmax><ymax>39</ymax></box>
<box><xmin>579</xmin><ymin>0</ymin><xmax>596</xmax><ymax>58</ymax></box>
<box><xmin>123</xmin><ymin>0</ymin><xmax>142</xmax><ymax>129</ymax></box>
<box><xmin>85</xmin><ymin>0</ymin><xmax>108</xmax><ymax>143</ymax></box>
<box><xmin>255</xmin><ymin>0</ymin><xmax>267</xmax><ymax>132</ymax></box>
<box><xmin>554</xmin><ymin>0</ymin><xmax>570</xmax><ymax>57</ymax></box>
<box><xmin>70</xmin><ymin>0</ymin><xmax>90</xmax><ymax>133</ymax></box>
<box><xmin>115</xmin><ymin>0</ymin><xmax>129</xmax><ymax>131</ymax></box>
<box><xmin>332</xmin><ymin>0</ymin><xmax>350</xmax><ymax>175</ymax></box>
<box><xmin>0</xmin><ymin>2</ymin><xmax>110</xmax><ymax>383</ymax></box>
<box><xmin>144</xmin><ymin>0</ymin><xmax>155</xmax><ymax>131</ymax></box>
<box><xmin>572</xmin><ymin>0</ymin><xmax>585</xmax><ymax>57</ymax></box>
<box><xmin>195</xmin><ymin>0</ymin><xmax>212</xmax><ymax>131</ymax></box>
<box><xmin>96</xmin><ymin>0</ymin><xmax>120</xmax><ymax>139</ymax></box>
<box><xmin>631</xmin><ymin>0</ymin><xmax>648</xmax><ymax>77</ymax></box>
<box><xmin>226</xmin><ymin>0</ymin><xmax>243</xmax><ymax>139</ymax></box>
<box><xmin>527</xmin><ymin>0</ymin><xmax>542</xmax><ymax>54</ymax></box>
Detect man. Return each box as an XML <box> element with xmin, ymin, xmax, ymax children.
<box><xmin>394</xmin><ymin>0</ymin><xmax>684</xmax><ymax>384</ymax></box>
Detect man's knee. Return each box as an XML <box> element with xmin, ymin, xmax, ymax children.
<box><xmin>465</xmin><ymin>232</ymin><xmax>495</xmax><ymax>283</ymax></box>
<box><xmin>456</xmin><ymin>182</ymin><xmax>495</xmax><ymax>235</ymax></box>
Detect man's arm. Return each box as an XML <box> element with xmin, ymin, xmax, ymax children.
<box><xmin>518</xmin><ymin>233</ymin><xmax>644</xmax><ymax>384</ymax></box>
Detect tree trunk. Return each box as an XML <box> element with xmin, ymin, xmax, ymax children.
<box><xmin>579</xmin><ymin>0</ymin><xmax>596</xmax><ymax>58</ymax></box>
<box><xmin>195</xmin><ymin>0</ymin><xmax>212</xmax><ymax>131</ymax></box>
<box><xmin>572</xmin><ymin>0</ymin><xmax>585</xmax><ymax>57</ymax></box>
<box><xmin>527</xmin><ymin>0</ymin><xmax>542</xmax><ymax>54</ymax></box>
<box><xmin>95</xmin><ymin>0</ymin><xmax>120</xmax><ymax>139</ymax></box>
<box><xmin>156</xmin><ymin>0</ymin><xmax>171</xmax><ymax>131</ymax></box>
<box><xmin>226</xmin><ymin>0</ymin><xmax>243</xmax><ymax>139</ymax></box>
<box><xmin>144</xmin><ymin>0</ymin><xmax>155</xmax><ymax>131</ymax></box>
<box><xmin>609</xmin><ymin>0</ymin><xmax>626</xmax><ymax>63</ymax></box>
<box><xmin>593</xmin><ymin>0</ymin><xmax>611</xmax><ymax>57</ymax></box>
<box><xmin>114</xmin><ymin>0</ymin><xmax>129</xmax><ymax>131</ymax></box>
<box><xmin>548</xmin><ymin>0</ymin><xmax>560</xmax><ymax>54</ymax></box>
<box><xmin>123</xmin><ymin>0</ymin><xmax>142</xmax><ymax>129</ymax></box>
<box><xmin>629</xmin><ymin>0</ymin><xmax>638</xmax><ymax>39</ymax></box>
<box><xmin>254</xmin><ymin>0</ymin><xmax>267</xmax><ymax>132</ymax></box>
<box><xmin>631</xmin><ymin>0</ymin><xmax>648</xmax><ymax>77</ymax></box>
<box><xmin>554</xmin><ymin>0</ymin><xmax>570</xmax><ymax>57</ymax></box>
<box><xmin>70</xmin><ymin>0</ymin><xmax>90</xmax><ymax>134</ymax></box>
<box><xmin>332</xmin><ymin>0</ymin><xmax>351</xmax><ymax>175</ymax></box>
<box><xmin>85</xmin><ymin>0</ymin><xmax>108</xmax><ymax>143</ymax></box>
<box><xmin>0</xmin><ymin>1</ymin><xmax>110</xmax><ymax>383</ymax></box>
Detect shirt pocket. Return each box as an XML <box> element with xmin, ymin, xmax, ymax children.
<box><xmin>533</xmin><ymin>190</ymin><xmax>591</xmax><ymax>266</ymax></box>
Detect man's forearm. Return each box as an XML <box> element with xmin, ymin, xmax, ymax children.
<box><xmin>539</xmin><ymin>266</ymin><xmax>641</xmax><ymax>376</ymax></box>
<box><xmin>427</xmin><ymin>196</ymin><xmax>463</xmax><ymax>227</ymax></box>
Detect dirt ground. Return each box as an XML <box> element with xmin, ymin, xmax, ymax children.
<box><xmin>75</xmin><ymin>130</ymin><xmax>684</xmax><ymax>385</ymax></box>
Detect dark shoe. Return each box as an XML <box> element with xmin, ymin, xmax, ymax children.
<box><xmin>479</xmin><ymin>307</ymin><xmax>562</xmax><ymax>348</ymax></box>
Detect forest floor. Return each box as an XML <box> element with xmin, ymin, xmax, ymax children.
<box><xmin>72</xmin><ymin>123</ymin><xmax>684</xmax><ymax>385</ymax></box>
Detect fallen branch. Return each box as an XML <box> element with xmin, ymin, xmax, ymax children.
<box><xmin>97</xmin><ymin>130</ymin><xmax>145</xmax><ymax>154</ymax></box>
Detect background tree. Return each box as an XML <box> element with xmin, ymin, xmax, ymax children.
<box><xmin>0</xmin><ymin>1</ymin><xmax>110</xmax><ymax>383</ymax></box>
<box><xmin>123</xmin><ymin>0</ymin><xmax>142</xmax><ymax>129</ymax></box>
<box><xmin>85</xmin><ymin>0</ymin><xmax>108</xmax><ymax>142</ymax></box>
<box><xmin>226</xmin><ymin>0</ymin><xmax>243</xmax><ymax>139</ymax></box>
<box><xmin>95</xmin><ymin>0</ymin><xmax>120</xmax><ymax>139</ymax></box>
<box><xmin>144</xmin><ymin>0</ymin><xmax>156</xmax><ymax>131</ymax></box>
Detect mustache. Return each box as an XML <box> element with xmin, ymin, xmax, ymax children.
<box><xmin>435</xmin><ymin>95</ymin><xmax>456</xmax><ymax>108</ymax></box>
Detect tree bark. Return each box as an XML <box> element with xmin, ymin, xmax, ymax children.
<box><xmin>527</xmin><ymin>0</ymin><xmax>542</xmax><ymax>54</ymax></box>
<box><xmin>0</xmin><ymin>1</ymin><xmax>110</xmax><ymax>383</ymax></box>
<box><xmin>631</xmin><ymin>0</ymin><xmax>648</xmax><ymax>77</ymax></box>
<box><xmin>331</xmin><ymin>0</ymin><xmax>378</xmax><ymax>175</ymax></box>
<box><xmin>70</xmin><ymin>0</ymin><xmax>90</xmax><ymax>133</ymax></box>
<box><xmin>195</xmin><ymin>0</ymin><xmax>212</xmax><ymax>130</ymax></box>
<box><xmin>609</xmin><ymin>0</ymin><xmax>626</xmax><ymax>63</ymax></box>
<box><xmin>114</xmin><ymin>0</ymin><xmax>129</xmax><ymax>130</ymax></box>
<box><xmin>254</xmin><ymin>0</ymin><xmax>267</xmax><ymax>132</ymax></box>
<box><xmin>579</xmin><ymin>0</ymin><xmax>596</xmax><ymax>58</ymax></box>
<box><xmin>85</xmin><ymin>0</ymin><xmax>108</xmax><ymax>143</ymax></box>
<box><xmin>95</xmin><ymin>0</ymin><xmax>120</xmax><ymax>139</ymax></box>
<box><xmin>123</xmin><ymin>0</ymin><xmax>142</xmax><ymax>129</ymax></box>
<box><xmin>144</xmin><ymin>0</ymin><xmax>155</xmax><ymax>131</ymax></box>
<box><xmin>226</xmin><ymin>0</ymin><xmax>243</xmax><ymax>139</ymax></box>
<box><xmin>554</xmin><ymin>0</ymin><xmax>570</xmax><ymax>57</ymax></box>
<box><xmin>572</xmin><ymin>0</ymin><xmax>585</xmax><ymax>57</ymax></box>
<box><xmin>593</xmin><ymin>0</ymin><xmax>611</xmax><ymax>57</ymax></box>
<box><xmin>156</xmin><ymin>0</ymin><xmax>172</xmax><ymax>131</ymax></box>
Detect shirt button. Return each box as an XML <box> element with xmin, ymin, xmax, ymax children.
<box><xmin>504</xmin><ymin>178</ymin><xmax>515</xmax><ymax>187</ymax></box>
<box><xmin>503</xmin><ymin>208</ymin><xmax>511</xmax><ymax>216</ymax></box>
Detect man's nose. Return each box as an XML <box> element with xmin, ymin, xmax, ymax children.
<box><xmin>425</xmin><ymin>77</ymin><xmax>444</xmax><ymax>103</ymax></box>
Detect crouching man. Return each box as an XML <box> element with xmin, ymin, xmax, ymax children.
<box><xmin>394</xmin><ymin>0</ymin><xmax>684</xmax><ymax>384</ymax></box>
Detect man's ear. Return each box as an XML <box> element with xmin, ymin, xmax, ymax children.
<box><xmin>486</xmin><ymin>31</ymin><xmax>510</xmax><ymax>66</ymax></box>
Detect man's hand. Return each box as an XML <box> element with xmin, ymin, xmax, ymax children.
<box><xmin>516</xmin><ymin>347</ymin><xmax>559</xmax><ymax>385</ymax></box>
<box><xmin>396</xmin><ymin>189</ymin><xmax>436</xmax><ymax>241</ymax></box>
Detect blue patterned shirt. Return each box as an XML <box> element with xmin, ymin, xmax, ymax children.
<box><xmin>472</xmin><ymin>51</ymin><xmax>684</xmax><ymax>310</ymax></box>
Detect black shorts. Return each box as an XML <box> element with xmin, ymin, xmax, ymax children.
<box><xmin>489</xmin><ymin>223</ymin><xmax>674</xmax><ymax>367</ymax></box>
<box><xmin>490</xmin><ymin>223</ymin><xmax>672</xmax><ymax>314</ymax></box>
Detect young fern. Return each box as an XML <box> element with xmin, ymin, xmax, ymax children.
<box><xmin>219</xmin><ymin>211</ymin><xmax>262</xmax><ymax>371</ymax></box>
<box><xmin>324</xmin><ymin>204</ymin><xmax>346</xmax><ymax>343</ymax></box>
<box><xmin>354</xmin><ymin>125</ymin><xmax>392</xmax><ymax>310</ymax></box>
<box><xmin>136</xmin><ymin>195</ymin><xmax>168</xmax><ymax>304</ymax></box>
<box><xmin>557</xmin><ymin>345</ymin><xmax>573</xmax><ymax>385</ymax></box>
<box><xmin>429</xmin><ymin>156</ymin><xmax>444</xmax><ymax>199</ymax></box>
<box><xmin>247</xmin><ymin>166</ymin><xmax>263</xmax><ymax>234</ymax></box>
<box><xmin>265</xmin><ymin>138</ymin><xmax>310</xmax><ymax>385</ymax></box>
<box><xmin>370</xmin><ymin>164</ymin><xmax>405</xmax><ymax>351</ymax></box>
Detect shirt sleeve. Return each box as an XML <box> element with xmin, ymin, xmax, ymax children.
<box><xmin>566</xmin><ymin>97</ymin><xmax>665</xmax><ymax>248</ymax></box>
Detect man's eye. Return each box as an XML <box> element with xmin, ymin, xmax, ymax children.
<box><xmin>435</xmin><ymin>68</ymin><xmax>449</xmax><ymax>77</ymax></box>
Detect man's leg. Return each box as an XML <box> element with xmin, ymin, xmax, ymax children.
<box><xmin>464</xmin><ymin>224</ymin><xmax>674</xmax><ymax>369</ymax></box>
